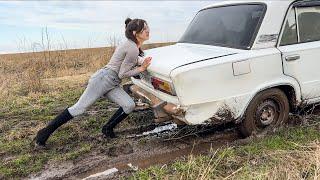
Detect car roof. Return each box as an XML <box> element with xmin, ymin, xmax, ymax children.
<box><xmin>202</xmin><ymin>0</ymin><xmax>296</xmax><ymax>10</ymax></box>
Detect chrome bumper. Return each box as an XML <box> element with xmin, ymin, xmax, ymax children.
<box><xmin>130</xmin><ymin>85</ymin><xmax>185</xmax><ymax>124</ymax></box>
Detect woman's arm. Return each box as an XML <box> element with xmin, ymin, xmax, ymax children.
<box><xmin>118</xmin><ymin>47</ymin><xmax>141</xmax><ymax>79</ymax></box>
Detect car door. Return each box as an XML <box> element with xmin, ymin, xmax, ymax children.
<box><xmin>278</xmin><ymin>2</ymin><xmax>320</xmax><ymax>100</ymax></box>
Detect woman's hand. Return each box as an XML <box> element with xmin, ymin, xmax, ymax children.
<box><xmin>139</xmin><ymin>57</ymin><xmax>152</xmax><ymax>72</ymax></box>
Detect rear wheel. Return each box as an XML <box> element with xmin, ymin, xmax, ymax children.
<box><xmin>239</xmin><ymin>88</ymin><xmax>289</xmax><ymax>137</ymax></box>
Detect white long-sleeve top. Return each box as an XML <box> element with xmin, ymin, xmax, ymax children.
<box><xmin>105</xmin><ymin>39</ymin><xmax>143</xmax><ymax>79</ymax></box>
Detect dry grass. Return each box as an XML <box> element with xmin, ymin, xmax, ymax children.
<box><xmin>0</xmin><ymin>47</ymin><xmax>114</xmax><ymax>98</ymax></box>
<box><xmin>265</xmin><ymin>142</ymin><xmax>320</xmax><ymax>179</ymax></box>
<box><xmin>0</xmin><ymin>42</ymin><xmax>175</xmax><ymax>99</ymax></box>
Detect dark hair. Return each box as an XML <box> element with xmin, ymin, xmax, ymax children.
<box><xmin>125</xmin><ymin>18</ymin><xmax>147</xmax><ymax>56</ymax></box>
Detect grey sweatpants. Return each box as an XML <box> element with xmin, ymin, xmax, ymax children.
<box><xmin>68</xmin><ymin>68</ymin><xmax>135</xmax><ymax>117</ymax></box>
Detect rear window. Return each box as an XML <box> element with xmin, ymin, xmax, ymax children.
<box><xmin>179</xmin><ymin>4</ymin><xmax>266</xmax><ymax>49</ymax></box>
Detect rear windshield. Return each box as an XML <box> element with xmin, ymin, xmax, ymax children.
<box><xmin>179</xmin><ymin>4</ymin><xmax>266</xmax><ymax>49</ymax></box>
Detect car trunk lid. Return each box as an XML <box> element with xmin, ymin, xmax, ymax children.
<box><xmin>145</xmin><ymin>43</ymin><xmax>242</xmax><ymax>77</ymax></box>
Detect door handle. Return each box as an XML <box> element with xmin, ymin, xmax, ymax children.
<box><xmin>285</xmin><ymin>55</ymin><xmax>300</xmax><ymax>61</ymax></box>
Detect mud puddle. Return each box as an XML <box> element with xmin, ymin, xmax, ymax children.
<box><xmin>29</xmin><ymin>122</ymin><xmax>240</xmax><ymax>180</ymax></box>
<box><xmin>77</xmin><ymin>110</ymin><xmax>315</xmax><ymax>180</ymax></box>
<box><xmin>76</xmin><ymin>123</ymin><xmax>239</xmax><ymax>179</ymax></box>
<box><xmin>127</xmin><ymin>123</ymin><xmax>177</xmax><ymax>138</ymax></box>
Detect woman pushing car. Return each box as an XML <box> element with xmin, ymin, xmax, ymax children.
<box><xmin>34</xmin><ymin>18</ymin><xmax>152</xmax><ymax>147</ymax></box>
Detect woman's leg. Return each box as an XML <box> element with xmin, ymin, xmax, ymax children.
<box><xmin>35</xmin><ymin>73</ymin><xmax>110</xmax><ymax>146</ymax></box>
<box><xmin>105</xmin><ymin>86</ymin><xmax>135</xmax><ymax>114</ymax></box>
<box><xmin>102</xmin><ymin>87</ymin><xmax>135</xmax><ymax>138</ymax></box>
<box><xmin>68</xmin><ymin>79</ymin><xmax>108</xmax><ymax>117</ymax></box>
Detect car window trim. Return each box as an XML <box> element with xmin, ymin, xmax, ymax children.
<box><xmin>278</xmin><ymin>2</ymin><xmax>298</xmax><ymax>47</ymax></box>
<box><xmin>293</xmin><ymin>0</ymin><xmax>320</xmax><ymax>8</ymax></box>
<box><xmin>295</xmin><ymin>7</ymin><xmax>301</xmax><ymax>42</ymax></box>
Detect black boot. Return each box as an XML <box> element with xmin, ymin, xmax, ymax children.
<box><xmin>102</xmin><ymin>107</ymin><xmax>128</xmax><ymax>138</ymax></box>
<box><xmin>35</xmin><ymin>108</ymin><xmax>73</xmax><ymax>146</ymax></box>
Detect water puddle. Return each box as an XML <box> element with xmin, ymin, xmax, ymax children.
<box><xmin>82</xmin><ymin>168</ymin><xmax>118</xmax><ymax>180</ymax></box>
<box><xmin>127</xmin><ymin>123</ymin><xmax>177</xmax><ymax>138</ymax></box>
<box><xmin>79</xmin><ymin>130</ymin><xmax>238</xmax><ymax>179</ymax></box>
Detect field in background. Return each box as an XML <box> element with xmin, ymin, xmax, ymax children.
<box><xmin>0</xmin><ymin>42</ymin><xmax>174</xmax><ymax>99</ymax></box>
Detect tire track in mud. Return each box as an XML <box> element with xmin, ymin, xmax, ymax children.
<box><xmin>74</xmin><ymin>123</ymin><xmax>240</xmax><ymax>179</ymax></box>
<box><xmin>29</xmin><ymin>122</ymin><xmax>241</xmax><ymax>180</ymax></box>
<box><xmin>30</xmin><ymin>109</ymin><xmax>311</xmax><ymax>180</ymax></box>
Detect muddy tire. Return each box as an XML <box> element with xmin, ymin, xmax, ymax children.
<box><xmin>239</xmin><ymin>88</ymin><xmax>289</xmax><ymax>137</ymax></box>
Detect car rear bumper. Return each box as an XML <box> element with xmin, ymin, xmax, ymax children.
<box><xmin>130</xmin><ymin>84</ymin><xmax>186</xmax><ymax>124</ymax></box>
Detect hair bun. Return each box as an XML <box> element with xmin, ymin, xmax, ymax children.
<box><xmin>125</xmin><ymin>18</ymin><xmax>132</xmax><ymax>28</ymax></box>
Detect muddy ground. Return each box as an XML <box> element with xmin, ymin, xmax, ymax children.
<box><xmin>27</xmin><ymin>107</ymin><xmax>310</xmax><ymax>180</ymax></box>
<box><xmin>27</xmin><ymin>108</ymin><xmax>241</xmax><ymax>180</ymax></box>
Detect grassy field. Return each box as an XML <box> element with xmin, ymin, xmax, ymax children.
<box><xmin>1</xmin><ymin>41</ymin><xmax>320</xmax><ymax>179</ymax></box>
<box><xmin>0</xmin><ymin>42</ymin><xmax>173</xmax><ymax>179</ymax></box>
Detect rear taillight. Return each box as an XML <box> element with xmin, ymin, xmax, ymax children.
<box><xmin>151</xmin><ymin>77</ymin><xmax>176</xmax><ymax>96</ymax></box>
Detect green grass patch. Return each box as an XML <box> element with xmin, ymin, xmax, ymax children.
<box><xmin>239</xmin><ymin>126</ymin><xmax>320</xmax><ymax>156</ymax></box>
<box><xmin>0</xmin><ymin>138</ymin><xmax>31</xmax><ymax>154</ymax></box>
<box><xmin>63</xmin><ymin>143</ymin><xmax>92</xmax><ymax>160</ymax></box>
<box><xmin>0</xmin><ymin>154</ymin><xmax>48</xmax><ymax>178</ymax></box>
<box><xmin>133</xmin><ymin>126</ymin><xmax>320</xmax><ymax>179</ymax></box>
<box><xmin>0</xmin><ymin>84</ymin><xmax>115</xmax><ymax>179</ymax></box>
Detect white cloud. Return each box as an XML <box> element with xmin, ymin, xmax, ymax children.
<box><xmin>1</xmin><ymin>1</ymin><xmax>212</xmax><ymax>29</ymax></box>
<box><xmin>0</xmin><ymin>1</ymin><xmax>216</xmax><ymax>54</ymax></box>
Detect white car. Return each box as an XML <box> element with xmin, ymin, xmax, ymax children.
<box><xmin>130</xmin><ymin>0</ymin><xmax>320</xmax><ymax>136</ymax></box>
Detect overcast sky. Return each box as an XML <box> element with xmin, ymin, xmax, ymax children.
<box><xmin>0</xmin><ymin>1</ymin><xmax>217</xmax><ymax>54</ymax></box>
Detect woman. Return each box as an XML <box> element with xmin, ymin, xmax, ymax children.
<box><xmin>35</xmin><ymin>18</ymin><xmax>152</xmax><ymax>147</ymax></box>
